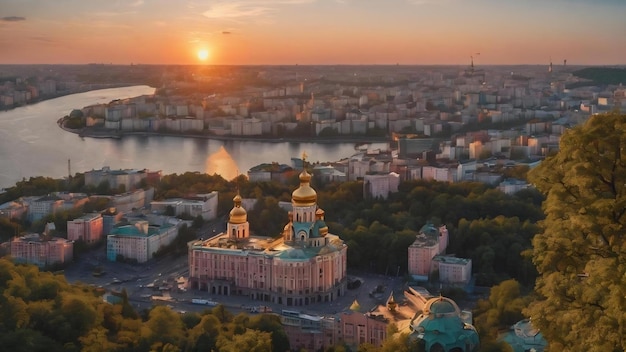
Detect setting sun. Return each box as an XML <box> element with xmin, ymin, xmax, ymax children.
<box><xmin>197</xmin><ymin>49</ymin><xmax>210</xmax><ymax>61</ymax></box>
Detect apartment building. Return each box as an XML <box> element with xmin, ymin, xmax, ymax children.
<box><xmin>10</xmin><ymin>233</ymin><xmax>73</xmax><ymax>268</ymax></box>
<box><xmin>106</xmin><ymin>220</ymin><xmax>179</xmax><ymax>263</ymax></box>
<box><xmin>67</xmin><ymin>213</ymin><xmax>104</xmax><ymax>244</ymax></box>
<box><xmin>150</xmin><ymin>192</ymin><xmax>218</xmax><ymax>221</ymax></box>
<box><xmin>408</xmin><ymin>224</ymin><xmax>449</xmax><ymax>280</ymax></box>
<box><xmin>363</xmin><ymin>173</ymin><xmax>400</xmax><ymax>200</ymax></box>
<box><xmin>432</xmin><ymin>255</ymin><xmax>473</xmax><ymax>284</ymax></box>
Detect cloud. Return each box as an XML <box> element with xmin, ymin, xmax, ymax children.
<box><xmin>222</xmin><ymin>31</ymin><xmax>232</xmax><ymax>35</ymax></box>
<box><xmin>202</xmin><ymin>0</ymin><xmax>315</xmax><ymax>20</ymax></box>
<box><xmin>29</xmin><ymin>36</ymin><xmax>56</xmax><ymax>43</ymax></box>
<box><xmin>1</xmin><ymin>16</ymin><xmax>26</xmax><ymax>22</ymax></box>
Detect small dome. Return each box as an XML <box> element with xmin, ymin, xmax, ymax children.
<box><xmin>430</xmin><ymin>300</ymin><xmax>456</xmax><ymax>314</ymax></box>
<box><xmin>424</xmin><ymin>296</ymin><xmax>460</xmax><ymax>316</ymax></box>
<box><xmin>229</xmin><ymin>194</ymin><xmax>247</xmax><ymax>224</ymax></box>
<box><xmin>292</xmin><ymin>169</ymin><xmax>317</xmax><ymax>207</ymax></box>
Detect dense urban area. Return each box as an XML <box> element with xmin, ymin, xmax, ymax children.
<box><xmin>1</xmin><ymin>63</ymin><xmax>626</xmax><ymax>352</ymax></box>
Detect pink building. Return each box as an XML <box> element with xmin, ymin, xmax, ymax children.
<box><xmin>0</xmin><ymin>200</ymin><xmax>28</xmax><ymax>220</ymax></box>
<box><xmin>281</xmin><ymin>310</ymin><xmax>335</xmax><ymax>351</ymax></box>
<box><xmin>188</xmin><ymin>164</ymin><xmax>348</xmax><ymax>306</ymax></box>
<box><xmin>408</xmin><ymin>224</ymin><xmax>448</xmax><ymax>280</ymax></box>
<box><xmin>338</xmin><ymin>310</ymin><xmax>388</xmax><ymax>349</ymax></box>
<box><xmin>67</xmin><ymin>213</ymin><xmax>103</xmax><ymax>244</ymax></box>
<box><xmin>10</xmin><ymin>233</ymin><xmax>73</xmax><ymax>268</ymax></box>
<box><xmin>279</xmin><ymin>307</ymin><xmax>387</xmax><ymax>351</ymax></box>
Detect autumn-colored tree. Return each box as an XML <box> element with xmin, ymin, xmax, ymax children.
<box><xmin>526</xmin><ymin>112</ymin><xmax>626</xmax><ymax>351</ymax></box>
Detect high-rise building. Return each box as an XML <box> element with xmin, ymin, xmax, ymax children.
<box><xmin>188</xmin><ymin>160</ymin><xmax>348</xmax><ymax>306</ymax></box>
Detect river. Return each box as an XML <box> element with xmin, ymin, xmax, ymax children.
<box><xmin>0</xmin><ymin>86</ymin><xmax>386</xmax><ymax>189</ymax></box>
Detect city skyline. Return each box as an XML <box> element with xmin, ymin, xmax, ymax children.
<box><xmin>1</xmin><ymin>0</ymin><xmax>625</xmax><ymax>66</ymax></box>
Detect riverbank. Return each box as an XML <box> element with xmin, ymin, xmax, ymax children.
<box><xmin>59</xmin><ymin>120</ymin><xmax>391</xmax><ymax>145</ymax></box>
<box><xmin>3</xmin><ymin>83</ymin><xmax>141</xmax><ymax>112</ymax></box>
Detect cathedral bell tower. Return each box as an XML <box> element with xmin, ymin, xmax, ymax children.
<box><xmin>228</xmin><ymin>193</ymin><xmax>249</xmax><ymax>240</ymax></box>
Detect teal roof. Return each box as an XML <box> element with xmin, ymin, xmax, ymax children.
<box><xmin>311</xmin><ymin>219</ymin><xmax>327</xmax><ymax>237</ymax></box>
<box><xmin>419</xmin><ymin>222</ymin><xmax>439</xmax><ymax>237</ymax></box>
<box><xmin>432</xmin><ymin>255</ymin><xmax>471</xmax><ymax>265</ymax></box>
<box><xmin>109</xmin><ymin>224</ymin><xmax>172</xmax><ymax>237</ymax></box>
<box><xmin>276</xmin><ymin>245</ymin><xmax>338</xmax><ymax>261</ymax></box>
<box><xmin>292</xmin><ymin>222</ymin><xmax>313</xmax><ymax>236</ymax></box>
<box><xmin>291</xmin><ymin>220</ymin><xmax>328</xmax><ymax>239</ymax></box>
<box><xmin>410</xmin><ymin>297</ymin><xmax>480</xmax><ymax>352</ymax></box>
<box><xmin>430</xmin><ymin>300</ymin><xmax>457</xmax><ymax>314</ymax></box>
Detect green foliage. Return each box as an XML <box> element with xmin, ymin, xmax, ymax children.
<box><xmin>153</xmin><ymin>223</ymin><xmax>197</xmax><ymax>258</ymax></box>
<box><xmin>526</xmin><ymin>112</ymin><xmax>626</xmax><ymax>351</ymax></box>
<box><xmin>473</xmin><ymin>279</ymin><xmax>530</xmax><ymax>345</ymax></box>
<box><xmin>248</xmin><ymin>314</ymin><xmax>290</xmax><ymax>352</ymax></box>
<box><xmin>572</xmin><ymin>67</ymin><xmax>626</xmax><ymax>86</ymax></box>
<box><xmin>0</xmin><ymin>258</ymin><xmax>291</xmax><ymax>351</ymax></box>
<box><xmin>247</xmin><ymin>196</ymin><xmax>288</xmax><ymax>237</ymax></box>
<box><xmin>451</xmin><ymin>216</ymin><xmax>538</xmax><ymax>286</ymax></box>
<box><xmin>0</xmin><ymin>217</ymin><xmax>23</xmax><ymax>242</ymax></box>
<box><xmin>321</xmin><ymin>179</ymin><xmax>542</xmax><ymax>277</ymax></box>
<box><xmin>0</xmin><ymin>176</ymin><xmax>62</xmax><ymax>204</ymax></box>
<box><xmin>318</xmin><ymin>127</ymin><xmax>339</xmax><ymax>137</ymax></box>
<box><xmin>64</xmin><ymin>116</ymin><xmax>85</xmax><ymax>129</ymax></box>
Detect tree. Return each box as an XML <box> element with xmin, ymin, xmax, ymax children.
<box><xmin>474</xmin><ymin>279</ymin><xmax>529</xmax><ymax>346</ymax></box>
<box><xmin>525</xmin><ymin>112</ymin><xmax>626</xmax><ymax>351</ymax></box>
<box><xmin>144</xmin><ymin>306</ymin><xmax>185</xmax><ymax>347</ymax></box>
<box><xmin>215</xmin><ymin>329</ymin><xmax>272</xmax><ymax>352</ymax></box>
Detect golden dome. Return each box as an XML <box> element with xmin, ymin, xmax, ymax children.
<box><xmin>229</xmin><ymin>193</ymin><xmax>247</xmax><ymax>224</ymax></box>
<box><xmin>292</xmin><ymin>169</ymin><xmax>317</xmax><ymax>207</ymax></box>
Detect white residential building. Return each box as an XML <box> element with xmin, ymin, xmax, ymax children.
<box><xmin>106</xmin><ymin>220</ymin><xmax>179</xmax><ymax>263</ymax></box>
<box><xmin>432</xmin><ymin>255</ymin><xmax>472</xmax><ymax>284</ymax></box>
<box><xmin>150</xmin><ymin>192</ymin><xmax>218</xmax><ymax>221</ymax></box>
<box><xmin>363</xmin><ymin>173</ymin><xmax>399</xmax><ymax>200</ymax></box>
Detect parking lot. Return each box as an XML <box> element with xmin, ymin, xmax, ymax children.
<box><xmin>64</xmin><ymin>242</ymin><xmax>407</xmax><ymax>317</ymax></box>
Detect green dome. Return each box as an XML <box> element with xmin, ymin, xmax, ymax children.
<box><xmin>429</xmin><ymin>300</ymin><xmax>456</xmax><ymax>314</ymax></box>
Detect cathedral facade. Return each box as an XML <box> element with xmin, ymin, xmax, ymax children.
<box><xmin>188</xmin><ymin>165</ymin><xmax>348</xmax><ymax>306</ymax></box>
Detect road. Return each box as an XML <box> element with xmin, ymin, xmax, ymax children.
<box><xmin>64</xmin><ymin>243</ymin><xmax>406</xmax><ymax>317</ymax></box>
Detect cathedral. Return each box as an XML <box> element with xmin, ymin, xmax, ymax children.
<box><xmin>188</xmin><ymin>161</ymin><xmax>348</xmax><ymax>306</ymax></box>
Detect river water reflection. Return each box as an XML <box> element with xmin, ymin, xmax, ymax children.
<box><xmin>0</xmin><ymin>86</ymin><xmax>386</xmax><ymax>189</ymax></box>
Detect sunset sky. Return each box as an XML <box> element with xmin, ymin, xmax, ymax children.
<box><xmin>2</xmin><ymin>0</ymin><xmax>625</xmax><ymax>66</ymax></box>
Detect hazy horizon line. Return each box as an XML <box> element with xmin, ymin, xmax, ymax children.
<box><xmin>1</xmin><ymin>62</ymin><xmax>625</xmax><ymax>67</ymax></box>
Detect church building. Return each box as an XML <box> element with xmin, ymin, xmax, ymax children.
<box><xmin>187</xmin><ymin>160</ymin><xmax>348</xmax><ymax>306</ymax></box>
